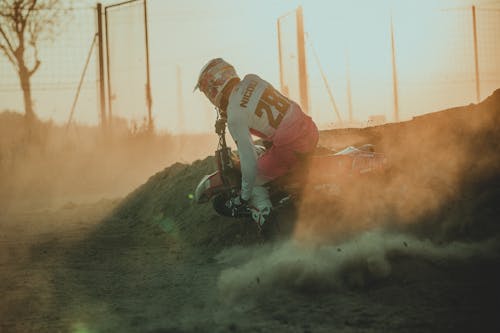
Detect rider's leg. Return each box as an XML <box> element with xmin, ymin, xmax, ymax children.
<box><xmin>256</xmin><ymin>108</ymin><xmax>319</xmax><ymax>182</ymax></box>
<box><xmin>250</xmin><ymin>105</ymin><xmax>318</xmax><ymax>228</ymax></box>
<box><xmin>248</xmin><ymin>185</ymin><xmax>272</xmax><ymax>228</ymax></box>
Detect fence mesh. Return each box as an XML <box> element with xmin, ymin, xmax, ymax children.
<box><xmin>1</xmin><ymin>2</ymin><xmax>499</xmax><ymax>131</ymax></box>
<box><xmin>277</xmin><ymin>10</ymin><xmax>300</xmax><ymax>103</ymax></box>
<box><xmin>477</xmin><ymin>9</ymin><xmax>500</xmax><ymax>84</ymax></box>
<box><xmin>0</xmin><ymin>6</ymin><xmax>98</xmax><ymax>125</ymax></box>
<box><xmin>277</xmin><ymin>5</ymin><xmax>500</xmax><ymax>125</ymax></box>
<box><xmin>396</xmin><ymin>7</ymin><xmax>500</xmax><ymax>117</ymax></box>
<box><xmin>105</xmin><ymin>0</ymin><xmax>150</xmax><ymax>129</ymax></box>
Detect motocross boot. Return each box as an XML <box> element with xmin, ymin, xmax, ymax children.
<box><xmin>249</xmin><ymin>186</ymin><xmax>279</xmax><ymax>238</ymax></box>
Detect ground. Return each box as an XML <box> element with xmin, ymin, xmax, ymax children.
<box><xmin>1</xmin><ymin>90</ymin><xmax>500</xmax><ymax>333</ymax></box>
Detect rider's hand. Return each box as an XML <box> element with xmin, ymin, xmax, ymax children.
<box><xmin>226</xmin><ymin>195</ymin><xmax>249</xmax><ymax>217</ymax></box>
<box><xmin>215</xmin><ymin>118</ymin><xmax>226</xmax><ymax>135</ymax></box>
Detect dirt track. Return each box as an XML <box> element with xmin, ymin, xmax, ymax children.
<box><xmin>1</xmin><ymin>90</ymin><xmax>500</xmax><ymax>332</ymax></box>
<box><xmin>1</xmin><ymin>203</ymin><xmax>499</xmax><ymax>333</ymax></box>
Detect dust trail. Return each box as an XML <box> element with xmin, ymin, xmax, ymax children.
<box><xmin>295</xmin><ymin>95</ymin><xmax>500</xmax><ymax>240</ymax></box>
<box><xmin>216</xmin><ymin>229</ymin><xmax>500</xmax><ymax>302</ymax></box>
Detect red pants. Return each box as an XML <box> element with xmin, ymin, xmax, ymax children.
<box><xmin>257</xmin><ymin>105</ymin><xmax>319</xmax><ymax>183</ymax></box>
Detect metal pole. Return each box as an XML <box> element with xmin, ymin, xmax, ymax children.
<box><xmin>105</xmin><ymin>0</ymin><xmax>140</xmax><ymax>9</ymax></box>
<box><xmin>96</xmin><ymin>3</ymin><xmax>107</xmax><ymax>131</ymax></box>
<box><xmin>144</xmin><ymin>0</ymin><xmax>153</xmax><ymax>131</ymax></box>
<box><xmin>104</xmin><ymin>7</ymin><xmax>113</xmax><ymax>129</ymax></box>
<box><xmin>346</xmin><ymin>49</ymin><xmax>353</xmax><ymax>124</ymax></box>
<box><xmin>277</xmin><ymin>18</ymin><xmax>286</xmax><ymax>96</ymax></box>
<box><xmin>472</xmin><ymin>5</ymin><xmax>481</xmax><ymax>103</ymax></box>
<box><xmin>390</xmin><ymin>14</ymin><xmax>400</xmax><ymax>122</ymax></box>
<box><xmin>176</xmin><ymin>65</ymin><xmax>184</xmax><ymax>133</ymax></box>
<box><xmin>296</xmin><ymin>6</ymin><xmax>309</xmax><ymax>114</ymax></box>
<box><xmin>308</xmin><ymin>35</ymin><xmax>342</xmax><ymax>125</ymax></box>
<box><xmin>66</xmin><ymin>34</ymin><xmax>98</xmax><ymax>132</ymax></box>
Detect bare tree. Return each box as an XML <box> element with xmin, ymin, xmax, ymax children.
<box><xmin>0</xmin><ymin>0</ymin><xmax>65</xmax><ymax>124</ymax></box>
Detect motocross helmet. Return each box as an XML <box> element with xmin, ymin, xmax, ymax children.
<box><xmin>194</xmin><ymin>58</ymin><xmax>239</xmax><ymax>108</ymax></box>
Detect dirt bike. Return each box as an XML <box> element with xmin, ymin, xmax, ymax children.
<box><xmin>194</xmin><ymin>118</ymin><xmax>388</xmax><ymax>223</ymax></box>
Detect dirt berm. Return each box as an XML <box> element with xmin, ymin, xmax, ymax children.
<box><xmin>110</xmin><ymin>88</ymin><xmax>500</xmax><ymax>247</ymax></box>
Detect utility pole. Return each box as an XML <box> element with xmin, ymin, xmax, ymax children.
<box><xmin>472</xmin><ymin>5</ymin><xmax>480</xmax><ymax>103</ymax></box>
<box><xmin>176</xmin><ymin>65</ymin><xmax>185</xmax><ymax>133</ymax></box>
<box><xmin>276</xmin><ymin>18</ymin><xmax>286</xmax><ymax>96</ymax></box>
<box><xmin>96</xmin><ymin>3</ymin><xmax>107</xmax><ymax>132</ymax></box>
<box><xmin>346</xmin><ymin>49</ymin><xmax>353</xmax><ymax>124</ymax></box>
<box><xmin>296</xmin><ymin>6</ymin><xmax>310</xmax><ymax>114</ymax></box>
<box><xmin>144</xmin><ymin>0</ymin><xmax>153</xmax><ymax>131</ymax></box>
<box><xmin>104</xmin><ymin>6</ymin><xmax>113</xmax><ymax>129</ymax></box>
<box><xmin>390</xmin><ymin>14</ymin><xmax>400</xmax><ymax>122</ymax></box>
<box><xmin>66</xmin><ymin>35</ymin><xmax>98</xmax><ymax>133</ymax></box>
<box><xmin>308</xmin><ymin>34</ymin><xmax>342</xmax><ymax>125</ymax></box>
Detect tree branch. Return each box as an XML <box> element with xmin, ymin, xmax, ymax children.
<box><xmin>28</xmin><ymin>59</ymin><xmax>40</xmax><ymax>76</ymax></box>
<box><xmin>28</xmin><ymin>43</ymin><xmax>40</xmax><ymax>76</ymax></box>
<box><xmin>23</xmin><ymin>0</ymin><xmax>38</xmax><ymax>27</ymax></box>
<box><xmin>0</xmin><ymin>43</ymin><xmax>18</xmax><ymax>69</ymax></box>
<box><xmin>0</xmin><ymin>25</ymin><xmax>17</xmax><ymax>56</ymax></box>
<box><xmin>0</xmin><ymin>10</ymin><xmax>16</xmax><ymax>21</ymax></box>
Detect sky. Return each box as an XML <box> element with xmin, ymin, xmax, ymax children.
<box><xmin>1</xmin><ymin>0</ymin><xmax>500</xmax><ymax>133</ymax></box>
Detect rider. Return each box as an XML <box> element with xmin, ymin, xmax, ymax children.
<box><xmin>195</xmin><ymin>58</ymin><xmax>319</xmax><ymax>230</ymax></box>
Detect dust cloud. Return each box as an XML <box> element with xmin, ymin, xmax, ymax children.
<box><xmin>217</xmin><ymin>92</ymin><xmax>500</xmax><ymax>305</ymax></box>
<box><xmin>294</xmin><ymin>94</ymin><xmax>500</xmax><ymax>241</ymax></box>
<box><xmin>0</xmin><ymin>112</ymin><xmax>216</xmax><ymax>214</ymax></box>
<box><xmin>217</xmin><ymin>230</ymin><xmax>500</xmax><ymax>302</ymax></box>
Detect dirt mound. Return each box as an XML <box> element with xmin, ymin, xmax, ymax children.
<box><xmin>72</xmin><ymin>89</ymin><xmax>498</xmax><ymax>332</ymax></box>
<box><xmin>104</xmin><ymin>157</ymin><xmax>262</xmax><ymax>250</ymax></box>
<box><xmin>104</xmin><ymin>89</ymin><xmax>500</xmax><ymax>248</ymax></box>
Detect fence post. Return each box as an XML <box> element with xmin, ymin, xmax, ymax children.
<box><xmin>296</xmin><ymin>6</ymin><xmax>309</xmax><ymax>114</ymax></box>
<box><xmin>104</xmin><ymin>6</ymin><xmax>113</xmax><ymax>130</ymax></box>
<box><xmin>390</xmin><ymin>14</ymin><xmax>400</xmax><ymax>122</ymax></box>
<box><xmin>144</xmin><ymin>0</ymin><xmax>153</xmax><ymax>132</ymax></box>
<box><xmin>96</xmin><ymin>3</ymin><xmax>107</xmax><ymax>132</ymax></box>
<box><xmin>176</xmin><ymin>65</ymin><xmax>184</xmax><ymax>133</ymax></box>
<box><xmin>472</xmin><ymin>5</ymin><xmax>481</xmax><ymax>103</ymax></box>
<box><xmin>277</xmin><ymin>18</ymin><xmax>285</xmax><ymax>95</ymax></box>
<box><xmin>346</xmin><ymin>49</ymin><xmax>353</xmax><ymax>124</ymax></box>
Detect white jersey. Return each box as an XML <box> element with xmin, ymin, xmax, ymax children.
<box><xmin>227</xmin><ymin>74</ymin><xmax>296</xmax><ymax>201</ymax></box>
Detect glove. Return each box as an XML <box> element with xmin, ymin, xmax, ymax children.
<box><xmin>225</xmin><ymin>195</ymin><xmax>249</xmax><ymax>217</ymax></box>
<box><xmin>215</xmin><ymin>118</ymin><xmax>226</xmax><ymax>135</ymax></box>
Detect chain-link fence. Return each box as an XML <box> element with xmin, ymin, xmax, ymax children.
<box><xmin>284</xmin><ymin>4</ymin><xmax>500</xmax><ymax>127</ymax></box>
<box><xmin>105</xmin><ymin>0</ymin><xmax>152</xmax><ymax>132</ymax></box>
<box><xmin>392</xmin><ymin>6</ymin><xmax>500</xmax><ymax>122</ymax></box>
<box><xmin>0</xmin><ymin>4</ymin><xmax>98</xmax><ymax>125</ymax></box>
<box><xmin>1</xmin><ymin>2</ymin><xmax>499</xmax><ymax>133</ymax></box>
